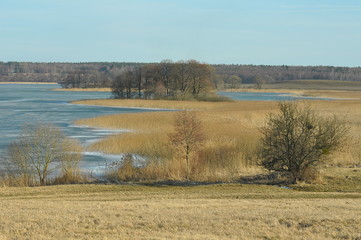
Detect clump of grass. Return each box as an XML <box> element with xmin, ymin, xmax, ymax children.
<box><xmin>0</xmin><ymin>174</ymin><xmax>37</xmax><ymax>187</ymax></box>
<box><xmin>53</xmin><ymin>169</ymin><xmax>91</xmax><ymax>185</ymax></box>
<box><xmin>106</xmin><ymin>154</ymin><xmax>143</xmax><ymax>182</ymax></box>
<box><xmin>194</xmin><ymin>93</ymin><xmax>233</xmax><ymax>102</ymax></box>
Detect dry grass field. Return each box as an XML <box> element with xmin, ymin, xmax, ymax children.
<box><xmin>0</xmin><ymin>184</ymin><xmax>361</xmax><ymax>240</ymax></box>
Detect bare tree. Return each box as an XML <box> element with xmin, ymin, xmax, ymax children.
<box><xmin>159</xmin><ymin>59</ymin><xmax>173</xmax><ymax>97</ymax></box>
<box><xmin>259</xmin><ymin>102</ymin><xmax>349</xmax><ymax>183</ymax></box>
<box><xmin>7</xmin><ymin>124</ymin><xmax>82</xmax><ymax>186</ymax></box>
<box><xmin>254</xmin><ymin>75</ymin><xmax>265</xmax><ymax>89</ymax></box>
<box><xmin>169</xmin><ymin>111</ymin><xmax>205</xmax><ymax>179</ymax></box>
<box><xmin>228</xmin><ymin>75</ymin><xmax>242</xmax><ymax>89</ymax></box>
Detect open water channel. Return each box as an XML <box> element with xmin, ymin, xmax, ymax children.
<box><xmin>0</xmin><ymin>84</ymin><xmax>333</xmax><ymax>173</ymax></box>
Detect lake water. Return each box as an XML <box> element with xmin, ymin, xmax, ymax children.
<box><xmin>0</xmin><ymin>84</ymin><xmax>158</xmax><ymax>172</ymax></box>
<box><xmin>218</xmin><ymin>91</ymin><xmax>334</xmax><ymax>101</ymax></box>
<box><xmin>0</xmin><ymin>85</ymin><xmax>332</xmax><ymax>173</ymax></box>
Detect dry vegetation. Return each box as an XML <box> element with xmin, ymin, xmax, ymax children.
<box><xmin>74</xmin><ymin>96</ymin><xmax>361</xmax><ymax>182</ymax></box>
<box><xmin>2</xmin><ymin>89</ymin><xmax>361</xmax><ymax>239</ymax></box>
<box><xmin>0</xmin><ymin>184</ymin><xmax>360</xmax><ymax>240</ymax></box>
<box><xmin>75</xmin><ymin>100</ymin><xmax>274</xmax><ymax>181</ymax></box>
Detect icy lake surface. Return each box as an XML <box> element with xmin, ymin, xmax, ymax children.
<box><xmin>0</xmin><ymin>84</ymin><xmax>157</xmax><ymax>173</ymax></box>
<box><xmin>217</xmin><ymin>91</ymin><xmax>334</xmax><ymax>101</ymax></box>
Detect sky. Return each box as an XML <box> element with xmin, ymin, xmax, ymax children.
<box><xmin>1</xmin><ymin>0</ymin><xmax>360</xmax><ymax>67</ymax></box>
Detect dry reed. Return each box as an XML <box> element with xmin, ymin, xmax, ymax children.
<box><xmin>74</xmin><ymin>98</ymin><xmax>361</xmax><ymax>181</ymax></box>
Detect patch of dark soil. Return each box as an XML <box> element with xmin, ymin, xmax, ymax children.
<box><xmin>238</xmin><ymin>172</ymin><xmax>293</xmax><ymax>185</ymax></box>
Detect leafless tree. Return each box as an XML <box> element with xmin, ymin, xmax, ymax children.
<box><xmin>254</xmin><ymin>75</ymin><xmax>265</xmax><ymax>89</ymax></box>
<box><xmin>228</xmin><ymin>75</ymin><xmax>242</xmax><ymax>88</ymax></box>
<box><xmin>7</xmin><ymin>124</ymin><xmax>82</xmax><ymax>186</ymax></box>
<box><xmin>169</xmin><ymin>111</ymin><xmax>205</xmax><ymax>179</ymax></box>
<box><xmin>259</xmin><ymin>102</ymin><xmax>349</xmax><ymax>183</ymax></box>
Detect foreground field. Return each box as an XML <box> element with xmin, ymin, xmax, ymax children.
<box><xmin>0</xmin><ymin>184</ymin><xmax>360</xmax><ymax>240</ymax></box>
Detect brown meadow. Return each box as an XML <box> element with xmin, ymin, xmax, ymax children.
<box><xmin>0</xmin><ymin>184</ymin><xmax>360</xmax><ymax>240</ymax></box>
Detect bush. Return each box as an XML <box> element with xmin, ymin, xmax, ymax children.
<box><xmin>259</xmin><ymin>102</ymin><xmax>349</xmax><ymax>183</ymax></box>
<box><xmin>106</xmin><ymin>154</ymin><xmax>142</xmax><ymax>182</ymax></box>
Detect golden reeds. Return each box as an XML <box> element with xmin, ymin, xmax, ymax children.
<box><xmin>74</xmin><ymin>98</ymin><xmax>361</xmax><ymax>181</ymax></box>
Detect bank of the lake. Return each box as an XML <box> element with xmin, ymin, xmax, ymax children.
<box><xmin>0</xmin><ymin>82</ymin><xmax>58</xmax><ymax>84</ymax></box>
<box><xmin>53</xmin><ymin>87</ymin><xmax>111</xmax><ymax>92</ymax></box>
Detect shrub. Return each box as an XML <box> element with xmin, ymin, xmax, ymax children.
<box><xmin>106</xmin><ymin>154</ymin><xmax>142</xmax><ymax>182</ymax></box>
<box><xmin>259</xmin><ymin>102</ymin><xmax>349</xmax><ymax>183</ymax></box>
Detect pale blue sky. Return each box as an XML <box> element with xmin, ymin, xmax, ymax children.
<box><xmin>1</xmin><ymin>0</ymin><xmax>360</xmax><ymax>66</ymax></box>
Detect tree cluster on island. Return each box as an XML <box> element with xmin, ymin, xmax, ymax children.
<box><xmin>111</xmin><ymin>60</ymin><xmax>215</xmax><ymax>99</ymax></box>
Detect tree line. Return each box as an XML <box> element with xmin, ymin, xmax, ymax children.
<box><xmin>1</xmin><ymin>61</ymin><xmax>361</xmax><ymax>86</ymax></box>
<box><xmin>0</xmin><ymin>62</ymin><xmax>140</xmax><ymax>84</ymax></box>
<box><xmin>214</xmin><ymin>64</ymin><xmax>361</xmax><ymax>85</ymax></box>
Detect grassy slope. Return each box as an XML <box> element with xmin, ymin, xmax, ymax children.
<box><xmin>0</xmin><ymin>184</ymin><xmax>361</xmax><ymax>240</ymax></box>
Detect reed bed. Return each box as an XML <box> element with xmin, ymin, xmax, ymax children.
<box><xmin>75</xmin><ymin>99</ymin><xmax>361</xmax><ymax>181</ymax></box>
<box><xmin>73</xmin><ymin>99</ymin><xmax>234</xmax><ymax>110</ymax></box>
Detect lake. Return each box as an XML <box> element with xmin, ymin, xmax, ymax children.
<box><xmin>0</xmin><ymin>84</ymin><xmax>159</xmax><ymax>172</ymax></box>
<box><xmin>218</xmin><ymin>91</ymin><xmax>334</xmax><ymax>101</ymax></box>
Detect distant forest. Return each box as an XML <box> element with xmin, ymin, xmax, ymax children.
<box><xmin>1</xmin><ymin>62</ymin><xmax>361</xmax><ymax>88</ymax></box>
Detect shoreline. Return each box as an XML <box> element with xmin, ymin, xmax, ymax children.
<box><xmin>69</xmin><ymin>101</ymin><xmax>177</xmax><ymax>111</ymax></box>
<box><xmin>224</xmin><ymin>88</ymin><xmax>361</xmax><ymax>99</ymax></box>
<box><xmin>56</xmin><ymin>87</ymin><xmax>361</xmax><ymax>99</ymax></box>
<box><xmin>0</xmin><ymin>81</ymin><xmax>57</xmax><ymax>84</ymax></box>
<box><xmin>53</xmin><ymin>87</ymin><xmax>111</xmax><ymax>92</ymax></box>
